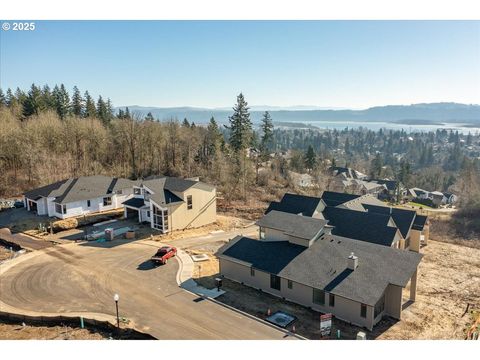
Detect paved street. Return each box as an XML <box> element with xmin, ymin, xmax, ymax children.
<box><xmin>0</xmin><ymin>238</ymin><xmax>288</xmax><ymax>340</ymax></box>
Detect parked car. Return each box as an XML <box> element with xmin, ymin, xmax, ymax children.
<box><xmin>14</xmin><ymin>200</ymin><xmax>24</xmax><ymax>208</ymax></box>
<box><xmin>151</xmin><ymin>246</ymin><xmax>177</xmax><ymax>265</ymax></box>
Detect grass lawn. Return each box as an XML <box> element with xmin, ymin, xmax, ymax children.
<box><xmin>407</xmin><ymin>202</ymin><xmax>435</xmax><ymax>209</ymax></box>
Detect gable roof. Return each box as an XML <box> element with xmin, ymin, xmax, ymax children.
<box><xmin>265</xmin><ymin>193</ymin><xmax>323</xmax><ymax>217</ymax></box>
<box><xmin>219</xmin><ymin>235</ymin><xmax>422</xmax><ymax>306</ymax></box>
<box><xmin>142</xmin><ymin>176</ymin><xmax>214</xmax><ymax>206</ymax></box>
<box><xmin>320</xmin><ymin>191</ymin><xmax>360</xmax><ymax>207</ymax></box>
<box><xmin>256</xmin><ymin>210</ymin><xmax>328</xmax><ymax>240</ymax></box>
<box><xmin>369</xmin><ymin>179</ymin><xmax>399</xmax><ymax>192</ymax></box>
<box><xmin>322</xmin><ymin>206</ymin><xmax>398</xmax><ymax>246</ymax></box>
<box><xmin>363</xmin><ymin>204</ymin><xmax>416</xmax><ymax>239</ymax></box>
<box><xmin>24</xmin><ymin>176</ymin><xmax>137</xmax><ymax>204</ymax></box>
<box><xmin>412</xmin><ymin>215</ymin><xmax>428</xmax><ymax>231</ymax></box>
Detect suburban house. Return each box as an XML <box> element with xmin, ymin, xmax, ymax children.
<box><xmin>368</xmin><ymin>179</ymin><xmax>405</xmax><ymax>201</ymax></box>
<box><xmin>287</xmin><ymin>170</ymin><xmax>314</xmax><ymax>188</ymax></box>
<box><xmin>266</xmin><ymin>191</ymin><xmax>429</xmax><ymax>251</ymax></box>
<box><xmin>122</xmin><ymin>176</ymin><xmax>216</xmax><ymax>233</ymax></box>
<box><xmin>217</xmin><ymin>212</ymin><xmax>423</xmax><ymax>330</ymax></box>
<box><xmin>23</xmin><ymin>176</ymin><xmax>136</xmax><ymax>219</ymax></box>
<box><xmin>408</xmin><ymin>187</ymin><xmax>458</xmax><ymax>206</ymax></box>
<box><xmin>328</xmin><ymin>166</ymin><xmax>390</xmax><ymax>196</ymax></box>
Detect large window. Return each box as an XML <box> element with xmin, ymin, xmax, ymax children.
<box><xmin>87</xmin><ymin>200</ymin><xmax>91</xmax><ymax>207</ymax></box>
<box><xmin>374</xmin><ymin>295</ymin><xmax>385</xmax><ymax>318</ymax></box>
<box><xmin>55</xmin><ymin>203</ymin><xmax>66</xmax><ymax>214</ymax></box>
<box><xmin>103</xmin><ymin>197</ymin><xmax>112</xmax><ymax>206</ymax></box>
<box><xmin>313</xmin><ymin>289</ymin><xmax>325</xmax><ymax>305</ymax></box>
<box><xmin>329</xmin><ymin>294</ymin><xmax>335</xmax><ymax>307</ymax></box>
<box><xmin>287</xmin><ymin>280</ymin><xmax>293</xmax><ymax>289</ymax></box>
<box><xmin>187</xmin><ymin>195</ymin><xmax>193</xmax><ymax>210</ymax></box>
<box><xmin>134</xmin><ymin>187</ymin><xmax>142</xmax><ymax>195</ymax></box>
<box><xmin>270</xmin><ymin>274</ymin><xmax>281</xmax><ymax>290</ymax></box>
<box><xmin>360</xmin><ymin>304</ymin><xmax>367</xmax><ymax>318</ymax></box>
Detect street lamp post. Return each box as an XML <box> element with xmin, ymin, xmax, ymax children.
<box><xmin>113</xmin><ymin>293</ymin><xmax>120</xmax><ymax>332</ymax></box>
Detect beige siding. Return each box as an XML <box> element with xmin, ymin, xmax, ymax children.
<box><xmin>385</xmin><ymin>284</ymin><xmax>402</xmax><ymax>320</ymax></box>
<box><xmin>219</xmin><ymin>257</ymin><xmax>376</xmax><ymax>330</ymax></box>
<box><xmin>169</xmin><ymin>187</ymin><xmax>216</xmax><ymax>231</ymax></box>
<box><xmin>263</xmin><ymin>228</ymin><xmax>290</xmax><ymax>241</ymax></box>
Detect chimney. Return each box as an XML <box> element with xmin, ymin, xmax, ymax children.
<box><xmin>348</xmin><ymin>252</ymin><xmax>358</xmax><ymax>270</ymax></box>
<box><xmin>324</xmin><ymin>225</ymin><xmax>333</xmax><ymax>235</ymax></box>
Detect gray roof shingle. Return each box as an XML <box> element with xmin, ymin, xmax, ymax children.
<box><xmin>323</xmin><ymin>206</ymin><xmax>398</xmax><ymax>246</ymax></box>
<box><xmin>24</xmin><ymin>176</ymin><xmax>137</xmax><ymax>204</ymax></box>
<box><xmin>265</xmin><ymin>193</ymin><xmax>323</xmax><ymax>216</ymax></box>
<box><xmin>256</xmin><ymin>210</ymin><xmax>328</xmax><ymax>240</ymax></box>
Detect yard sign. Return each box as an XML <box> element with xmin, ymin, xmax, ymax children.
<box><xmin>320</xmin><ymin>313</ymin><xmax>332</xmax><ymax>337</ymax></box>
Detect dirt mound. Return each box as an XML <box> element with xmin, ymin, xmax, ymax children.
<box><xmin>52</xmin><ymin>218</ymin><xmax>78</xmax><ymax>233</ymax></box>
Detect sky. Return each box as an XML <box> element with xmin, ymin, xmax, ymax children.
<box><xmin>1</xmin><ymin>20</ymin><xmax>479</xmax><ymax>109</ymax></box>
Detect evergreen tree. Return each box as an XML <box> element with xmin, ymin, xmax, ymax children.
<box><xmin>370</xmin><ymin>153</ymin><xmax>383</xmax><ymax>178</ymax></box>
<box><xmin>71</xmin><ymin>86</ymin><xmax>84</xmax><ymax>116</ymax></box>
<box><xmin>125</xmin><ymin>106</ymin><xmax>131</xmax><ymax>119</ymax></box>
<box><xmin>182</xmin><ymin>118</ymin><xmax>190</xmax><ymax>128</ymax></box>
<box><xmin>5</xmin><ymin>88</ymin><xmax>14</xmax><ymax>107</ymax></box>
<box><xmin>0</xmin><ymin>88</ymin><xmax>6</xmax><ymax>107</ymax></box>
<box><xmin>23</xmin><ymin>83</ymin><xmax>43</xmax><ymax>117</ymax></box>
<box><xmin>145</xmin><ymin>112</ymin><xmax>155</xmax><ymax>121</ymax></box>
<box><xmin>304</xmin><ymin>145</ymin><xmax>317</xmax><ymax>171</ymax></box>
<box><xmin>84</xmin><ymin>91</ymin><xmax>96</xmax><ymax>118</ymax></box>
<box><xmin>226</xmin><ymin>93</ymin><xmax>253</xmax><ymax>153</ymax></box>
<box><xmin>206</xmin><ymin>117</ymin><xmax>222</xmax><ymax>158</ymax></box>
<box><xmin>53</xmin><ymin>84</ymin><xmax>70</xmax><ymax>120</ymax></box>
<box><xmin>41</xmin><ymin>85</ymin><xmax>55</xmax><ymax>109</ymax></box>
<box><xmin>96</xmin><ymin>96</ymin><xmax>109</xmax><ymax>125</ymax></box>
<box><xmin>260</xmin><ymin>111</ymin><xmax>274</xmax><ymax>155</ymax></box>
<box><xmin>106</xmin><ymin>98</ymin><xmax>114</xmax><ymax>123</ymax></box>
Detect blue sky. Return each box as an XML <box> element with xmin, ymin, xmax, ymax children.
<box><xmin>1</xmin><ymin>20</ymin><xmax>479</xmax><ymax>108</ymax></box>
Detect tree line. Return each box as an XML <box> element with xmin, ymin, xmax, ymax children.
<box><xmin>0</xmin><ymin>85</ymin><xmax>277</xmax><ymax>202</ymax></box>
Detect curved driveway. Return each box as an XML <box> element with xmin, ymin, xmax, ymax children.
<box><xmin>0</xmin><ymin>240</ymin><xmax>286</xmax><ymax>339</ymax></box>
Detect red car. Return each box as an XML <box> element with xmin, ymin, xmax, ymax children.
<box><xmin>151</xmin><ymin>246</ymin><xmax>177</xmax><ymax>265</ymax></box>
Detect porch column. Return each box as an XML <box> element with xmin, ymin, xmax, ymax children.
<box><xmin>409</xmin><ymin>270</ymin><xmax>418</xmax><ymax>301</ymax></box>
<box><xmin>423</xmin><ymin>225</ymin><xmax>429</xmax><ymax>245</ymax></box>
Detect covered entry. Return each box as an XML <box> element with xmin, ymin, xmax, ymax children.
<box><xmin>122</xmin><ymin>198</ymin><xmax>145</xmax><ymax>222</ymax></box>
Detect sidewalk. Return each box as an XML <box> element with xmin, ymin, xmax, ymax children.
<box><xmin>175</xmin><ymin>248</ymin><xmax>225</xmax><ymax>298</ymax></box>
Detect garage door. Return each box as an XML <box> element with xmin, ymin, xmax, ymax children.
<box><xmin>125</xmin><ymin>207</ymin><xmax>139</xmax><ymax>220</ymax></box>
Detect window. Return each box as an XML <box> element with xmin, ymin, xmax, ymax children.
<box><xmin>329</xmin><ymin>294</ymin><xmax>335</xmax><ymax>307</ymax></box>
<box><xmin>116</xmin><ymin>189</ymin><xmax>123</xmax><ymax>195</ymax></box>
<box><xmin>187</xmin><ymin>195</ymin><xmax>193</xmax><ymax>210</ymax></box>
<box><xmin>270</xmin><ymin>274</ymin><xmax>281</xmax><ymax>290</ymax></box>
<box><xmin>55</xmin><ymin>203</ymin><xmax>66</xmax><ymax>214</ymax></box>
<box><xmin>259</xmin><ymin>227</ymin><xmax>265</xmax><ymax>239</ymax></box>
<box><xmin>146</xmin><ymin>211</ymin><xmax>150</xmax><ymax>218</ymax></box>
<box><xmin>287</xmin><ymin>280</ymin><xmax>293</xmax><ymax>289</ymax></box>
<box><xmin>313</xmin><ymin>289</ymin><xmax>325</xmax><ymax>305</ymax></box>
<box><xmin>374</xmin><ymin>295</ymin><xmax>385</xmax><ymax>318</ymax></box>
<box><xmin>87</xmin><ymin>200</ymin><xmax>91</xmax><ymax>207</ymax></box>
<box><xmin>103</xmin><ymin>197</ymin><xmax>112</xmax><ymax>206</ymax></box>
<box><xmin>360</xmin><ymin>304</ymin><xmax>367</xmax><ymax>318</ymax></box>
<box><xmin>134</xmin><ymin>188</ymin><xmax>142</xmax><ymax>195</ymax></box>
<box><xmin>250</xmin><ymin>267</ymin><xmax>255</xmax><ymax>277</ymax></box>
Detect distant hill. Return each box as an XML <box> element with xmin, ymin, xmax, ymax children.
<box><xmin>115</xmin><ymin>103</ymin><xmax>480</xmax><ymax>126</ymax></box>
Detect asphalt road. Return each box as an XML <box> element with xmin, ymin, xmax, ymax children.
<box><xmin>0</xmin><ymin>239</ymin><xmax>287</xmax><ymax>339</ymax></box>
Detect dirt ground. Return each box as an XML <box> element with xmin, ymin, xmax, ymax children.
<box><xmin>194</xmin><ymin>240</ymin><xmax>480</xmax><ymax>340</ymax></box>
<box><xmin>134</xmin><ymin>214</ymin><xmax>251</xmax><ymax>242</ymax></box>
<box><xmin>0</xmin><ymin>245</ymin><xmax>13</xmax><ymax>261</ymax></box>
<box><xmin>0</xmin><ymin>322</ymin><xmax>108</xmax><ymax>340</ymax></box>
